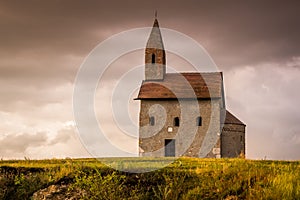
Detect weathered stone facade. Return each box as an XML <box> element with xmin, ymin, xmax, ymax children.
<box><xmin>221</xmin><ymin>115</ymin><xmax>246</xmax><ymax>158</ymax></box>
<box><xmin>145</xmin><ymin>49</ymin><xmax>166</xmax><ymax>80</ymax></box>
<box><xmin>136</xmin><ymin>17</ymin><xmax>245</xmax><ymax>158</ymax></box>
<box><xmin>139</xmin><ymin>99</ymin><xmax>221</xmax><ymax>158</ymax></box>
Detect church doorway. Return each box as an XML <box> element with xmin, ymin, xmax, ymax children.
<box><xmin>165</xmin><ymin>139</ymin><xmax>175</xmax><ymax>157</ymax></box>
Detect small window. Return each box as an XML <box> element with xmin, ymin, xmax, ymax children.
<box><xmin>174</xmin><ymin>117</ymin><xmax>180</xmax><ymax>127</ymax></box>
<box><xmin>149</xmin><ymin>116</ymin><xmax>155</xmax><ymax>126</ymax></box>
<box><xmin>151</xmin><ymin>53</ymin><xmax>155</xmax><ymax>64</ymax></box>
<box><xmin>196</xmin><ymin>116</ymin><xmax>202</xmax><ymax>126</ymax></box>
<box><xmin>240</xmin><ymin>135</ymin><xmax>243</xmax><ymax>142</ymax></box>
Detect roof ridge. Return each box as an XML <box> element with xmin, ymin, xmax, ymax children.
<box><xmin>166</xmin><ymin>72</ymin><xmax>222</xmax><ymax>75</ymax></box>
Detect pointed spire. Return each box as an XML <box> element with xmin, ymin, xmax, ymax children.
<box><xmin>146</xmin><ymin>15</ymin><xmax>164</xmax><ymax>49</ymax></box>
<box><xmin>155</xmin><ymin>10</ymin><xmax>157</xmax><ymax>19</ymax></box>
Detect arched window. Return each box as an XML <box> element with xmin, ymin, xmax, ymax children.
<box><xmin>196</xmin><ymin>116</ymin><xmax>202</xmax><ymax>126</ymax></box>
<box><xmin>149</xmin><ymin>116</ymin><xmax>155</xmax><ymax>126</ymax></box>
<box><xmin>151</xmin><ymin>53</ymin><xmax>155</xmax><ymax>64</ymax></box>
<box><xmin>174</xmin><ymin>117</ymin><xmax>180</xmax><ymax>127</ymax></box>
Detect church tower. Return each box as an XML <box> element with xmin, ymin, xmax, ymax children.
<box><xmin>137</xmin><ymin>16</ymin><xmax>245</xmax><ymax>158</ymax></box>
<box><xmin>145</xmin><ymin>16</ymin><xmax>166</xmax><ymax>80</ymax></box>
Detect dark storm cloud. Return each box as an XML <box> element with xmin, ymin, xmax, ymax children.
<box><xmin>0</xmin><ymin>0</ymin><xmax>299</xmax><ymax>89</ymax></box>
<box><xmin>0</xmin><ymin>0</ymin><xmax>299</xmax><ymax>66</ymax></box>
<box><xmin>160</xmin><ymin>0</ymin><xmax>300</xmax><ymax>67</ymax></box>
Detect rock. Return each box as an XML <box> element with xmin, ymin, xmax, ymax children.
<box><xmin>32</xmin><ymin>184</ymin><xmax>85</xmax><ymax>200</ymax></box>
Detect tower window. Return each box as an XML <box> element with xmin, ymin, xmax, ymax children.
<box><xmin>152</xmin><ymin>53</ymin><xmax>155</xmax><ymax>64</ymax></box>
<box><xmin>174</xmin><ymin>117</ymin><xmax>180</xmax><ymax>127</ymax></box>
<box><xmin>149</xmin><ymin>116</ymin><xmax>155</xmax><ymax>126</ymax></box>
<box><xmin>196</xmin><ymin>116</ymin><xmax>202</xmax><ymax>126</ymax></box>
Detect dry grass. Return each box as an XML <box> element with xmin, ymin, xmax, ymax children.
<box><xmin>0</xmin><ymin>157</ymin><xmax>299</xmax><ymax>199</ymax></box>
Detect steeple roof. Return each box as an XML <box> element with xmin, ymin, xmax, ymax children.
<box><xmin>146</xmin><ymin>18</ymin><xmax>164</xmax><ymax>49</ymax></box>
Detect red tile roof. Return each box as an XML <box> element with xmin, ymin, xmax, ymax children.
<box><xmin>136</xmin><ymin>72</ymin><xmax>223</xmax><ymax>99</ymax></box>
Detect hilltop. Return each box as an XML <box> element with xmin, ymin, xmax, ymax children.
<box><xmin>0</xmin><ymin>157</ymin><xmax>299</xmax><ymax>199</ymax></box>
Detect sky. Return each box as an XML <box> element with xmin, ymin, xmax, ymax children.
<box><xmin>0</xmin><ymin>0</ymin><xmax>299</xmax><ymax>160</ymax></box>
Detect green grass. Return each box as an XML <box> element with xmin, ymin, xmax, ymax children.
<box><xmin>0</xmin><ymin>157</ymin><xmax>299</xmax><ymax>199</ymax></box>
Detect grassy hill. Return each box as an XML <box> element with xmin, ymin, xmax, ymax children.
<box><xmin>0</xmin><ymin>157</ymin><xmax>299</xmax><ymax>199</ymax></box>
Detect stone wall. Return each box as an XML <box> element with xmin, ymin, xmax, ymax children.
<box><xmin>221</xmin><ymin>124</ymin><xmax>245</xmax><ymax>158</ymax></box>
<box><xmin>139</xmin><ymin>99</ymin><xmax>221</xmax><ymax>158</ymax></box>
<box><xmin>145</xmin><ymin>48</ymin><xmax>166</xmax><ymax>80</ymax></box>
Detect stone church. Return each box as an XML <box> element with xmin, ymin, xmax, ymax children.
<box><xmin>136</xmin><ymin>17</ymin><xmax>246</xmax><ymax>158</ymax></box>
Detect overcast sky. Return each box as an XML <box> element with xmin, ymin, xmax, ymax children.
<box><xmin>0</xmin><ymin>0</ymin><xmax>299</xmax><ymax>160</ymax></box>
